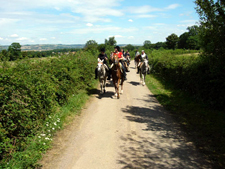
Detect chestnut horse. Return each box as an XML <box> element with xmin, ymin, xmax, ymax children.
<box><xmin>111</xmin><ymin>53</ymin><xmax>124</xmax><ymax>99</ymax></box>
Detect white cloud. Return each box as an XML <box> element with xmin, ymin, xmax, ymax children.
<box><xmin>40</xmin><ymin>38</ymin><xmax>47</xmax><ymax>41</ymax></box>
<box><xmin>137</xmin><ymin>14</ymin><xmax>156</xmax><ymax>18</ymax></box>
<box><xmin>0</xmin><ymin>37</ymin><xmax>3</xmax><ymax>40</ymax></box>
<box><xmin>114</xmin><ymin>35</ymin><xmax>123</xmax><ymax>38</ymax></box>
<box><xmin>86</xmin><ymin>23</ymin><xmax>93</xmax><ymax>27</ymax></box>
<box><xmin>128</xmin><ymin>36</ymin><xmax>134</xmax><ymax>39</ymax></box>
<box><xmin>70</xmin><ymin>26</ymin><xmax>138</xmax><ymax>35</ymax></box>
<box><xmin>16</xmin><ymin>37</ymin><xmax>28</xmax><ymax>41</ymax></box>
<box><xmin>127</xmin><ymin>5</ymin><xmax>161</xmax><ymax>14</ymax></box>
<box><xmin>165</xmin><ymin>4</ymin><xmax>180</xmax><ymax>10</ymax></box>
<box><xmin>128</xmin><ymin>19</ymin><xmax>133</xmax><ymax>22</ymax></box>
<box><xmin>10</xmin><ymin>34</ymin><xmax>19</xmax><ymax>37</ymax></box>
<box><xmin>54</xmin><ymin>7</ymin><xmax>61</xmax><ymax>11</ymax></box>
<box><xmin>51</xmin><ymin>37</ymin><xmax>56</xmax><ymax>39</ymax></box>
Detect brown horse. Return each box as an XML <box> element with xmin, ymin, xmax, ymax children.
<box><xmin>111</xmin><ymin>53</ymin><xmax>124</xmax><ymax>99</ymax></box>
<box><xmin>134</xmin><ymin>55</ymin><xmax>141</xmax><ymax>72</ymax></box>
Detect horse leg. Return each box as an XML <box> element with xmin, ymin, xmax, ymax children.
<box><xmin>100</xmin><ymin>80</ymin><xmax>103</xmax><ymax>93</ymax></box>
<box><xmin>117</xmin><ymin>79</ymin><xmax>120</xmax><ymax>99</ymax></box>
<box><xmin>103</xmin><ymin>78</ymin><xmax>106</xmax><ymax>93</ymax></box>
<box><xmin>120</xmin><ymin>80</ymin><xmax>123</xmax><ymax>94</ymax></box>
<box><xmin>142</xmin><ymin>74</ymin><xmax>145</xmax><ymax>86</ymax></box>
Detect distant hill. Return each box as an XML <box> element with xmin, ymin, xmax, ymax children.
<box><xmin>0</xmin><ymin>44</ymin><xmax>85</xmax><ymax>51</ymax></box>
<box><xmin>0</xmin><ymin>44</ymin><xmax>141</xmax><ymax>52</ymax></box>
<box><xmin>21</xmin><ymin>44</ymin><xmax>85</xmax><ymax>51</ymax></box>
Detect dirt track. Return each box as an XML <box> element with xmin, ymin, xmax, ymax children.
<box><xmin>40</xmin><ymin>61</ymin><xmax>211</xmax><ymax>169</ymax></box>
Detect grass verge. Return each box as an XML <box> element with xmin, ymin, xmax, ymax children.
<box><xmin>145</xmin><ymin>74</ymin><xmax>225</xmax><ymax>169</ymax></box>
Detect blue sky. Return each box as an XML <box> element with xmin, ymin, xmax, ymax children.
<box><xmin>0</xmin><ymin>0</ymin><xmax>200</xmax><ymax>45</ymax></box>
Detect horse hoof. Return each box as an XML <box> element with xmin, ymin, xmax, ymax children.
<box><xmin>121</xmin><ymin>90</ymin><xmax>123</xmax><ymax>94</ymax></box>
<box><xmin>104</xmin><ymin>89</ymin><xmax>106</xmax><ymax>93</ymax></box>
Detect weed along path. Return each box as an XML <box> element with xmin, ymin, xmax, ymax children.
<box><xmin>40</xmin><ymin>61</ymin><xmax>211</xmax><ymax>169</ymax></box>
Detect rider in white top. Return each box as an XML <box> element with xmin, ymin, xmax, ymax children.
<box><xmin>138</xmin><ymin>50</ymin><xmax>150</xmax><ymax>74</ymax></box>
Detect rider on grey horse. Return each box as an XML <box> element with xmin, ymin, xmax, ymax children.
<box><xmin>95</xmin><ymin>48</ymin><xmax>111</xmax><ymax>80</ymax></box>
<box><xmin>137</xmin><ymin>50</ymin><xmax>150</xmax><ymax>74</ymax></box>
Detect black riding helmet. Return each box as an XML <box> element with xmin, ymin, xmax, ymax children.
<box><xmin>100</xmin><ymin>48</ymin><xmax>105</xmax><ymax>52</ymax></box>
<box><xmin>114</xmin><ymin>46</ymin><xmax>121</xmax><ymax>52</ymax></box>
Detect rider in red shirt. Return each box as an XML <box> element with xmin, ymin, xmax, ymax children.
<box><xmin>114</xmin><ymin>46</ymin><xmax>127</xmax><ymax>80</ymax></box>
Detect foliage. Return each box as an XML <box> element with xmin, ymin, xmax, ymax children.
<box><xmin>97</xmin><ymin>44</ymin><xmax>106</xmax><ymax>52</ymax></box>
<box><xmin>0</xmin><ymin>51</ymin><xmax>96</xmax><ymax>167</ymax></box>
<box><xmin>166</xmin><ymin>33</ymin><xmax>179</xmax><ymax>50</ymax></box>
<box><xmin>125</xmin><ymin>44</ymin><xmax>135</xmax><ymax>52</ymax></box>
<box><xmin>195</xmin><ymin>0</ymin><xmax>225</xmax><ymax>58</ymax></box>
<box><xmin>8</xmin><ymin>43</ymin><xmax>22</xmax><ymax>61</ymax></box>
<box><xmin>105</xmin><ymin>36</ymin><xmax>117</xmax><ymax>46</ymax></box>
<box><xmin>84</xmin><ymin>40</ymin><xmax>98</xmax><ymax>52</ymax></box>
<box><xmin>143</xmin><ymin>40</ymin><xmax>151</xmax><ymax>49</ymax></box>
<box><xmin>148</xmin><ymin>49</ymin><xmax>224</xmax><ymax>110</ymax></box>
<box><xmin>178</xmin><ymin>32</ymin><xmax>189</xmax><ymax>49</ymax></box>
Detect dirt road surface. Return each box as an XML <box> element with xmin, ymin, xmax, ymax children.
<box><xmin>40</xmin><ymin>61</ymin><xmax>211</xmax><ymax>169</ymax></box>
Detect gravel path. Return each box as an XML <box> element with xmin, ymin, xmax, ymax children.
<box><xmin>40</xmin><ymin>61</ymin><xmax>211</xmax><ymax>169</ymax></box>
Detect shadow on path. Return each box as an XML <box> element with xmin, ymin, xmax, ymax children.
<box><xmin>118</xmin><ymin>104</ymin><xmax>211</xmax><ymax>169</ymax></box>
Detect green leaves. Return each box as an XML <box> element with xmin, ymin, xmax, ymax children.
<box><xmin>0</xmin><ymin>51</ymin><xmax>96</xmax><ymax>165</ymax></box>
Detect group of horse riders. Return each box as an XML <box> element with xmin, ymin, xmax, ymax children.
<box><xmin>95</xmin><ymin>46</ymin><xmax>130</xmax><ymax>81</ymax></box>
<box><xmin>95</xmin><ymin>46</ymin><xmax>150</xmax><ymax>81</ymax></box>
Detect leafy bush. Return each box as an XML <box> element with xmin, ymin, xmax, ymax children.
<box><xmin>149</xmin><ymin>50</ymin><xmax>225</xmax><ymax>110</ymax></box>
<box><xmin>0</xmin><ymin>51</ymin><xmax>96</xmax><ymax>167</ymax></box>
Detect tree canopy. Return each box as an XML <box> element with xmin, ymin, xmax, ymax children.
<box><xmin>166</xmin><ymin>33</ymin><xmax>179</xmax><ymax>50</ymax></box>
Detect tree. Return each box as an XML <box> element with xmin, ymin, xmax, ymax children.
<box><xmin>195</xmin><ymin>0</ymin><xmax>225</xmax><ymax>58</ymax></box>
<box><xmin>84</xmin><ymin>40</ymin><xmax>98</xmax><ymax>51</ymax></box>
<box><xmin>8</xmin><ymin>42</ymin><xmax>21</xmax><ymax>61</ymax></box>
<box><xmin>187</xmin><ymin>36</ymin><xmax>200</xmax><ymax>50</ymax></box>
<box><xmin>155</xmin><ymin>42</ymin><xmax>167</xmax><ymax>49</ymax></box>
<box><xmin>166</xmin><ymin>33</ymin><xmax>179</xmax><ymax>50</ymax></box>
<box><xmin>178</xmin><ymin>32</ymin><xmax>189</xmax><ymax>49</ymax></box>
<box><xmin>143</xmin><ymin>40</ymin><xmax>151</xmax><ymax>49</ymax></box>
<box><xmin>97</xmin><ymin>44</ymin><xmax>106</xmax><ymax>52</ymax></box>
<box><xmin>105</xmin><ymin>36</ymin><xmax>117</xmax><ymax>46</ymax></box>
<box><xmin>125</xmin><ymin>44</ymin><xmax>135</xmax><ymax>51</ymax></box>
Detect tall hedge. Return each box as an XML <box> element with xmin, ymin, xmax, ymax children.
<box><xmin>148</xmin><ymin>50</ymin><xmax>225</xmax><ymax>110</ymax></box>
<box><xmin>0</xmin><ymin>51</ymin><xmax>96</xmax><ymax>163</ymax></box>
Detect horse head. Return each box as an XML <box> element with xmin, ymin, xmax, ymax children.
<box><xmin>112</xmin><ymin>53</ymin><xmax>119</xmax><ymax>65</ymax></box>
<box><xmin>97</xmin><ymin>59</ymin><xmax>104</xmax><ymax>72</ymax></box>
<box><xmin>143</xmin><ymin>59</ymin><xmax>149</xmax><ymax>72</ymax></box>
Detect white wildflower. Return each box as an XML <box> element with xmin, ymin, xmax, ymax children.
<box><xmin>45</xmin><ymin>137</ymin><xmax>50</xmax><ymax>140</ymax></box>
<box><xmin>43</xmin><ymin>143</ymin><xmax>46</xmax><ymax>145</ymax></box>
<box><xmin>52</xmin><ymin>128</ymin><xmax>55</xmax><ymax>130</ymax></box>
<box><xmin>40</xmin><ymin>134</ymin><xmax>46</xmax><ymax>137</ymax></box>
<box><xmin>54</xmin><ymin>122</ymin><xmax>57</xmax><ymax>126</ymax></box>
<box><xmin>46</xmin><ymin>124</ymin><xmax>49</xmax><ymax>126</ymax></box>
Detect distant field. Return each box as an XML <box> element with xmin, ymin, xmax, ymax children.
<box><xmin>176</xmin><ymin>53</ymin><xmax>200</xmax><ymax>57</ymax></box>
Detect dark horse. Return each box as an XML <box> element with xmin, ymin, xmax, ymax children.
<box><xmin>134</xmin><ymin>55</ymin><xmax>141</xmax><ymax>73</ymax></box>
<box><xmin>111</xmin><ymin>53</ymin><xmax>124</xmax><ymax>99</ymax></box>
